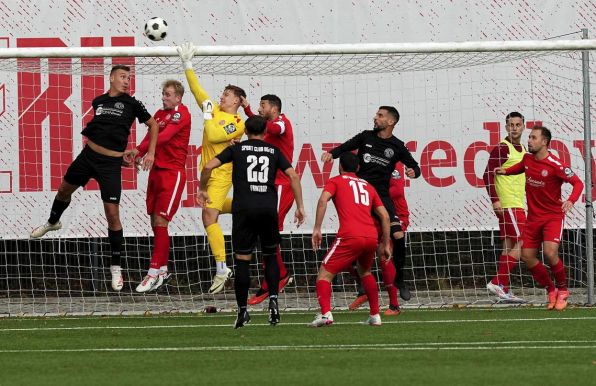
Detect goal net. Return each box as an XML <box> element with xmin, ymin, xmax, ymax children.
<box><xmin>0</xmin><ymin>38</ymin><xmax>594</xmax><ymax>315</ymax></box>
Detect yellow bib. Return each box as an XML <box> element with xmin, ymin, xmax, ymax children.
<box><xmin>495</xmin><ymin>139</ymin><xmax>526</xmax><ymax>208</ymax></box>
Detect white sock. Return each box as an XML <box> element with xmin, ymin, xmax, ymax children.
<box><xmin>216</xmin><ymin>261</ymin><xmax>228</xmax><ymax>275</ymax></box>
<box><xmin>159</xmin><ymin>265</ymin><xmax>168</xmax><ymax>274</ymax></box>
<box><xmin>148</xmin><ymin>268</ymin><xmax>160</xmax><ymax>277</ymax></box>
<box><xmin>110</xmin><ymin>265</ymin><xmax>121</xmax><ymax>275</ymax></box>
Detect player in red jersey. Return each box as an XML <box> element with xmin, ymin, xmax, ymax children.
<box><xmin>126</xmin><ymin>80</ymin><xmax>192</xmax><ymax>292</ymax></box>
<box><xmin>482</xmin><ymin>112</ymin><xmax>526</xmax><ymax>302</ymax></box>
<box><xmin>241</xmin><ymin>95</ymin><xmax>295</xmax><ymax>304</ymax></box>
<box><xmin>348</xmin><ymin>166</ymin><xmax>409</xmax><ymax>315</ymax></box>
<box><xmin>496</xmin><ymin>126</ymin><xmax>584</xmax><ymax>311</ymax></box>
<box><xmin>310</xmin><ymin>152</ymin><xmax>392</xmax><ymax>327</ymax></box>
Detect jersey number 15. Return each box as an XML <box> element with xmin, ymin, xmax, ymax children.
<box><xmin>349</xmin><ymin>180</ymin><xmax>369</xmax><ymax>206</ymax></box>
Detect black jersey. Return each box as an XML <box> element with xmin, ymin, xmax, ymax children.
<box><xmin>81</xmin><ymin>93</ymin><xmax>152</xmax><ymax>152</ymax></box>
<box><xmin>330</xmin><ymin>130</ymin><xmax>420</xmax><ymax>196</ymax></box>
<box><xmin>216</xmin><ymin>138</ymin><xmax>292</xmax><ymax>212</ymax></box>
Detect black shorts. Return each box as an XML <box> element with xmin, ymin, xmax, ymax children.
<box><xmin>63</xmin><ymin>146</ymin><xmax>123</xmax><ymax>203</ymax></box>
<box><xmin>232</xmin><ymin>208</ymin><xmax>280</xmax><ymax>255</ymax></box>
<box><xmin>377</xmin><ymin>194</ymin><xmax>402</xmax><ymax>233</ymax></box>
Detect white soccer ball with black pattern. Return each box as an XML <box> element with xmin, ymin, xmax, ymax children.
<box><xmin>144</xmin><ymin>17</ymin><xmax>168</xmax><ymax>41</ymax></box>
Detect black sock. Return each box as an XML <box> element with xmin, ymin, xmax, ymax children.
<box><xmin>234</xmin><ymin>259</ymin><xmax>250</xmax><ymax>309</ymax></box>
<box><xmin>108</xmin><ymin>228</ymin><xmax>124</xmax><ymax>266</ymax></box>
<box><xmin>392</xmin><ymin>236</ymin><xmax>406</xmax><ymax>282</ymax></box>
<box><xmin>48</xmin><ymin>198</ymin><xmax>70</xmax><ymax>225</ymax></box>
<box><xmin>264</xmin><ymin>254</ymin><xmax>280</xmax><ymax>298</ymax></box>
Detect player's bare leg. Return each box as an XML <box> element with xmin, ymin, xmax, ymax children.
<box><xmin>203</xmin><ymin>208</ymin><xmax>231</xmax><ymax>294</ymax></box>
<box><xmin>104</xmin><ymin>202</ymin><xmax>124</xmax><ymax>291</ymax></box>
<box><xmin>30</xmin><ymin>180</ymin><xmax>78</xmax><ymax>238</ymax></box>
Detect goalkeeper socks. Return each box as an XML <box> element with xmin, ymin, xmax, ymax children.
<box><xmin>529</xmin><ymin>262</ymin><xmax>555</xmax><ymax>293</ymax></box>
<box><xmin>48</xmin><ymin>198</ymin><xmax>70</xmax><ymax>225</ymax></box>
<box><xmin>550</xmin><ymin>259</ymin><xmax>568</xmax><ymax>290</ymax></box>
<box><xmin>108</xmin><ymin>228</ymin><xmax>124</xmax><ymax>266</ymax></box>
<box><xmin>381</xmin><ymin>259</ymin><xmax>399</xmax><ymax>308</ymax></box>
<box><xmin>392</xmin><ymin>236</ymin><xmax>406</xmax><ymax>282</ymax></box>
<box><xmin>264</xmin><ymin>254</ymin><xmax>280</xmax><ymax>297</ymax></box>
<box><xmin>234</xmin><ymin>259</ymin><xmax>250</xmax><ymax>309</ymax></box>
<box><xmin>206</xmin><ymin>223</ymin><xmax>227</xmax><ymax>273</ymax></box>
<box><xmin>152</xmin><ymin>226</ymin><xmax>170</xmax><ymax>268</ymax></box>
<box><xmin>361</xmin><ymin>274</ymin><xmax>380</xmax><ymax>315</ymax></box>
<box><xmin>492</xmin><ymin>255</ymin><xmax>518</xmax><ymax>291</ymax></box>
<box><xmin>315</xmin><ymin>279</ymin><xmax>332</xmax><ymax>314</ymax></box>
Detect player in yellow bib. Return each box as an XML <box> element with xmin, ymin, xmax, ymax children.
<box><xmin>482</xmin><ymin>111</ymin><xmax>527</xmax><ymax>302</ymax></box>
<box><xmin>178</xmin><ymin>43</ymin><xmax>246</xmax><ymax>294</ymax></box>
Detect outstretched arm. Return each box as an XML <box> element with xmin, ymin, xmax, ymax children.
<box><xmin>177</xmin><ymin>42</ymin><xmax>211</xmax><ymax>107</ymax></box>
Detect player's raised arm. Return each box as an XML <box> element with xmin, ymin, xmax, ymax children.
<box><xmin>321</xmin><ymin>131</ymin><xmax>366</xmax><ymax>162</ymax></box>
<box><xmin>177</xmin><ymin>42</ymin><xmax>211</xmax><ymax>107</ymax></box>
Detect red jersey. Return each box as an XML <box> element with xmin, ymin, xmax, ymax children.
<box><xmin>137</xmin><ymin>104</ymin><xmax>191</xmax><ymax>170</ymax></box>
<box><xmin>244</xmin><ymin>106</ymin><xmax>294</xmax><ymax>181</ymax></box>
<box><xmin>389</xmin><ymin>168</ymin><xmax>409</xmax><ymax>221</ymax></box>
<box><xmin>324</xmin><ymin>173</ymin><xmax>383</xmax><ymax>238</ymax></box>
<box><xmin>505</xmin><ymin>152</ymin><xmax>584</xmax><ymax>220</ymax></box>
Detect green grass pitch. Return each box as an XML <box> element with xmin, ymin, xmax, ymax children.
<box><xmin>0</xmin><ymin>307</ymin><xmax>594</xmax><ymax>385</ymax></box>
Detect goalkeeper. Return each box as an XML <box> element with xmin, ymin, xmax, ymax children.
<box><xmin>177</xmin><ymin>43</ymin><xmax>246</xmax><ymax>294</ymax></box>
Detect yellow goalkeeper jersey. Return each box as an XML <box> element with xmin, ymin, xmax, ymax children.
<box><xmin>495</xmin><ymin>139</ymin><xmax>526</xmax><ymax>208</ymax></box>
<box><xmin>184</xmin><ymin>69</ymin><xmax>245</xmax><ymax>180</ymax></box>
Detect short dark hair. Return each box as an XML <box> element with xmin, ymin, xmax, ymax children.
<box><xmin>339</xmin><ymin>152</ymin><xmax>359</xmax><ymax>173</ymax></box>
<box><xmin>110</xmin><ymin>65</ymin><xmax>130</xmax><ymax>75</ymax></box>
<box><xmin>532</xmin><ymin>125</ymin><xmax>552</xmax><ymax>145</ymax></box>
<box><xmin>245</xmin><ymin>115</ymin><xmax>267</xmax><ymax>135</ymax></box>
<box><xmin>506</xmin><ymin>111</ymin><xmax>525</xmax><ymax>123</ymax></box>
<box><xmin>261</xmin><ymin>94</ymin><xmax>282</xmax><ymax>111</ymax></box>
<box><xmin>224</xmin><ymin>84</ymin><xmax>247</xmax><ymax>99</ymax></box>
<box><xmin>379</xmin><ymin>106</ymin><xmax>400</xmax><ymax>124</ymax></box>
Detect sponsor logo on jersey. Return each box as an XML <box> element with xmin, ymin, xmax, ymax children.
<box><xmin>384</xmin><ymin>148</ymin><xmax>394</xmax><ymax>158</ymax></box>
<box><xmin>363</xmin><ymin>153</ymin><xmax>372</xmax><ymax>163</ymax></box>
<box><xmin>96</xmin><ymin>106</ymin><xmax>103</xmax><ymax>115</ymax></box>
<box><xmin>362</xmin><ymin>152</ymin><xmax>390</xmax><ymax>166</ymax></box>
<box><xmin>172</xmin><ymin>112</ymin><xmax>181</xmax><ymax>121</ymax></box>
<box><xmin>541</xmin><ymin>169</ymin><xmax>548</xmax><ymax>177</ymax></box>
<box><xmin>527</xmin><ymin>177</ymin><xmax>546</xmax><ymax>187</ymax></box>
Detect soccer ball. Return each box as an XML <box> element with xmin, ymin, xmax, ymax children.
<box><xmin>144</xmin><ymin>17</ymin><xmax>168</xmax><ymax>41</ymax></box>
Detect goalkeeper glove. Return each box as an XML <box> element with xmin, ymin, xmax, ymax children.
<box><xmin>177</xmin><ymin>42</ymin><xmax>195</xmax><ymax>70</ymax></box>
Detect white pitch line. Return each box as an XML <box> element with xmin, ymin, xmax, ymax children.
<box><xmin>1</xmin><ymin>343</ymin><xmax>595</xmax><ymax>354</ymax></box>
<box><xmin>1</xmin><ymin>316</ymin><xmax>596</xmax><ymax>332</ymax></box>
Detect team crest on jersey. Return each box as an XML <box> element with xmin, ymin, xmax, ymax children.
<box><xmin>563</xmin><ymin>167</ymin><xmax>574</xmax><ymax>177</ymax></box>
<box><xmin>223</xmin><ymin>123</ymin><xmax>237</xmax><ymax>134</ymax></box>
<box><xmin>172</xmin><ymin>112</ymin><xmax>181</xmax><ymax>121</ymax></box>
<box><xmin>384</xmin><ymin>148</ymin><xmax>394</xmax><ymax>158</ymax></box>
<box><xmin>115</xmin><ymin>102</ymin><xmax>124</xmax><ymax>110</ymax></box>
<box><xmin>541</xmin><ymin>169</ymin><xmax>548</xmax><ymax>177</ymax></box>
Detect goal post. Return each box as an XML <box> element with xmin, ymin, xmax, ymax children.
<box><xmin>0</xmin><ymin>38</ymin><xmax>594</xmax><ymax>315</ymax></box>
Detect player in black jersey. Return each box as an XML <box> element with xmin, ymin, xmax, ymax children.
<box><xmin>199</xmin><ymin>115</ymin><xmax>305</xmax><ymax>328</ymax></box>
<box><xmin>321</xmin><ymin>106</ymin><xmax>420</xmax><ymax>301</ymax></box>
<box><xmin>30</xmin><ymin>65</ymin><xmax>159</xmax><ymax>292</ymax></box>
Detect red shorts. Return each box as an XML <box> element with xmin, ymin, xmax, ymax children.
<box><xmin>146</xmin><ymin>168</ymin><xmax>186</xmax><ymax>221</ymax></box>
<box><xmin>321</xmin><ymin>236</ymin><xmax>378</xmax><ymax>274</ymax></box>
<box><xmin>496</xmin><ymin>208</ymin><xmax>526</xmax><ymax>241</ymax></box>
<box><xmin>276</xmin><ymin>178</ymin><xmax>295</xmax><ymax>231</ymax></box>
<box><xmin>522</xmin><ymin>217</ymin><xmax>565</xmax><ymax>249</ymax></box>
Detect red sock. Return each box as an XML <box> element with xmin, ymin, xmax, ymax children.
<box><xmin>529</xmin><ymin>262</ymin><xmax>555</xmax><ymax>293</ymax></box>
<box><xmin>153</xmin><ymin>226</ymin><xmax>170</xmax><ymax>269</ymax></box>
<box><xmin>381</xmin><ymin>260</ymin><xmax>399</xmax><ymax>307</ymax></box>
<box><xmin>361</xmin><ymin>274</ymin><xmax>380</xmax><ymax>315</ymax></box>
<box><xmin>491</xmin><ymin>255</ymin><xmax>518</xmax><ymax>291</ymax></box>
<box><xmin>550</xmin><ymin>259</ymin><xmax>568</xmax><ymax>291</ymax></box>
<box><xmin>316</xmin><ymin>279</ymin><xmax>332</xmax><ymax>314</ymax></box>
